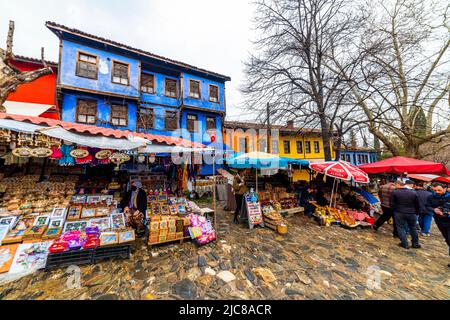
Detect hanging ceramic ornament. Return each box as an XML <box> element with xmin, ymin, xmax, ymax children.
<box><xmin>95</xmin><ymin>149</ymin><xmax>112</xmax><ymax>160</ymax></box>
<box><xmin>12</xmin><ymin>147</ymin><xmax>32</xmax><ymax>158</ymax></box>
<box><xmin>30</xmin><ymin>147</ymin><xmax>53</xmax><ymax>158</ymax></box>
<box><xmin>109</xmin><ymin>152</ymin><xmax>130</xmax><ymax>165</ymax></box>
<box><xmin>0</xmin><ymin>129</ymin><xmax>11</xmax><ymax>143</ymax></box>
<box><xmin>70</xmin><ymin>148</ymin><xmax>90</xmax><ymax>159</ymax></box>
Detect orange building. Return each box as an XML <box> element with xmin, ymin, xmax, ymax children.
<box><xmin>5</xmin><ymin>56</ymin><xmax>59</xmax><ymax>119</ymax></box>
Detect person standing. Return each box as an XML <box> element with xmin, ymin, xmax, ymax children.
<box><xmin>232</xmin><ymin>170</ymin><xmax>247</xmax><ymax>224</ymax></box>
<box><xmin>120</xmin><ymin>180</ymin><xmax>148</xmax><ymax>237</ymax></box>
<box><xmin>415</xmin><ymin>182</ymin><xmax>433</xmax><ymax>236</ymax></box>
<box><xmin>373</xmin><ymin>180</ymin><xmax>398</xmax><ymax>237</ymax></box>
<box><xmin>426</xmin><ymin>182</ymin><xmax>450</xmax><ymax>268</ymax></box>
<box><xmin>390</xmin><ymin>181</ymin><xmax>421</xmax><ymax>249</ymax></box>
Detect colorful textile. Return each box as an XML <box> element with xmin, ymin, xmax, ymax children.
<box><xmin>59</xmin><ymin>145</ymin><xmax>75</xmax><ymax>166</ymax></box>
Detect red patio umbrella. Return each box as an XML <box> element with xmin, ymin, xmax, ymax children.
<box><xmin>309</xmin><ymin>161</ymin><xmax>370</xmax><ymax>184</ymax></box>
<box><xmin>358</xmin><ymin>156</ymin><xmax>450</xmax><ymax>175</ymax></box>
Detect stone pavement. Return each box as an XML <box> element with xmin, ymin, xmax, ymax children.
<box><xmin>0</xmin><ymin>205</ymin><xmax>449</xmax><ymax>300</ymax></box>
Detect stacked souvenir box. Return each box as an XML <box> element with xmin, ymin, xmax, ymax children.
<box><xmin>148</xmin><ymin>216</ymin><xmax>189</xmax><ymax>244</ymax></box>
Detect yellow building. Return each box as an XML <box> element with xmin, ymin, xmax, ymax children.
<box><xmin>223</xmin><ymin>120</ymin><xmax>334</xmax><ymax>181</ymax></box>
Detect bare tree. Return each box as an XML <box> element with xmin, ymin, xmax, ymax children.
<box><xmin>331</xmin><ymin>0</ymin><xmax>450</xmax><ymax>158</ymax></box>
<box><xmin>0</xmin><ymin>21</ymin><xmax>53</xmax><ymax>112</ymax></box>
<box><xmin>242</xmin><ymin>0</ymin><xmax>366</xmax><ymax>161</ymax></box>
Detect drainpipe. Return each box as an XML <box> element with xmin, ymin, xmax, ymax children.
<box><xmin>179</xmin><ymin>73</ymin><xmax>184</xmax><ymax>135</ymax></box>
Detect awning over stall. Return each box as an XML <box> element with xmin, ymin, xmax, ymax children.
<box><xmin>0</xmin><ymin>113</ymin><xmax>205</xmax><ymax>148</ymax></box>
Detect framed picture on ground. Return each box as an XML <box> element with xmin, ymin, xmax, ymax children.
<box><xmin>49</xmin><ymin>218</ymin><xmax>65</xmax><ymax>229</ymax></box>
<box><xmin>0</xmin><ymin>216</ymin><xmax>18</xmax><ymax>232</ymax></box>
<box><xmin>63</xmin><ymin>220</ymin><xmax>90</xmax><ymax>233</ymax></box>
<box><xmin>33</xmin><ymin>215</ymin><xmax>50</xmax><ymax>227</ymax></box>
<box><xmin>42</xmin><ymin>227</ymin><xmax>62</xmax><ymax>240</ymax></box>
<box><xmin>81</xmin><ymin>207</ymin><xmax>96</xmax><ymax>219</ymax></box>
<box><xmin>8</xmin><ymin>242</ymin><xmax>52</xmax><ymax>274</ymax></box>
<box><xmin>110</xmin><ymin>213</ymin><xmax>126</xmax><ymax>230</ymax></box>
<box><xmin>0</xmin><ymin>244</ymin><xmax>19</xmax><ymax>273</ymax></box>
<box><xmin>67</xmin><ymin>206</ymin><xmax>82</xmax><ymax>220</ymax></box>
<box><xmin>100</xmin><ymin>232</ymin><xmax>118</xmax><ymax>246</ymax></box>
<box><xmin>118</xmin><ymin>230</ymin><xmax>135</xmax><ymax>243</ymax></box>
<box><xmin>51</xmin><ymin>208</ymin><xmax>67</xmax><ymax>220</ymax></box>
<box><xmin>95</xmin><ymin>207</ymin><xmax>111</xmax><ymax>217</ymax></box>
<box><xmin>89</xmin><ymin>218</ymin><xmax>111</xmax><ymax>232</ymax></box>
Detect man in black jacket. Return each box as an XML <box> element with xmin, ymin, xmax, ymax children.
<box><xmin>120</xmin><ymin>180</ymin><xmax>148</xmax><ymax>237</ymax></box>
<box><xmin>425</xmin><ymin>182</ymin><xmax>450</xmax><ymax>268</ymax></box>
<box><xmin>390</xmin><ymin>181</ymin><xmax>420</xmax><ymax>249</ymax></box>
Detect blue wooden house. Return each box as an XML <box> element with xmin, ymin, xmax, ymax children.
<box><xmin>340</xmin><ymin>147</ymin><xmax>379</xmax><ymax>166</ymax></box>
<box><xmin>46</xmin><ymin>22</ymin><xmax>230</xmax><ymax>175</ymax></box>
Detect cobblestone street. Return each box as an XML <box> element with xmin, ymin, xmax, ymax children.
<box><xmin>0</xmin><ymin>205</ymin><xmax>449</xmax><ymax>300</ymax></box>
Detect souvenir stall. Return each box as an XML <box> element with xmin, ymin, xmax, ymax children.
<box><xmin>0</xmin><ymin>114</ymin><xmax>217</xmax><ymax>277</ymax></box>
<box><xmin>308</xmin><ymin>161</ymin><xmax>375</xmax><ymax>229</ymax></box>
<box><xmin>223</xmin><ymin>152</ymin><xmax>309</xmax><ymax>234</ymax></box>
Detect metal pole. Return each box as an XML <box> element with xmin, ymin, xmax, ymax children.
<box><xmin>267</xmin><ymin>102</ymin><xmax>271</xmax><ymax>154</ymax></box>
<box><xmin>213</xmin><ymin>152</ymin><xmax>217</xmax><ymax>240</ymax></box>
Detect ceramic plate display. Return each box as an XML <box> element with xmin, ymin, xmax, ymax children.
<box><xmin>51</xmin><ymin>208</ymin><xmax>67</xmax><ymax>220</ymax></box>
<box><xmin>49</xmin><ymin>218</ymin><xmax>65</xmax><ymax>229</ymax></box>
<box><xmin>63</xmin><ymin>220</ymin><xmax>90</xmax><ymax>233</ymax></box>
<box><xmin>110</xmin><ymin>213</ymin><xmax>126</xmax><ymax>230</ymax></box>
<box><xmin>81</xmin><ymin>207</ymin><xmax>96</xmax><ymax>219</ymax></box>
<box><xmin>95</xmin><ymin>207</ymin><xmax>111</xmax><ymax>217</ymax></box>
<box><xmin>30</xmin><ymin>147</ymin><xmax>53</xmax><ymax>158</ymax></box>
<box><xmin>0</xmin><ymin>244</ymin><xmax>19</xmax><ymax>274</ymax></box>
<box><xmin>70</xmin><ymin>148</ymin><xmax>90</xmax><ymax>159</ymax></box>
<box><xmin>12</xmin><ymin>147</ymin><xmax>32</xmax><ymax>158</ymax></box>
<box><xmin>95</xmin><ymin>149</ymin><xmax>112</xmax><ymax>160</ymax></box>
<box><xmin>67</xmin><ymin>206</ymin><xmax>82</xmax><ymax>220</ymax></box>
<box><xmin>99</xmin><ymin>232</ymin><xmax>118</xmax><ymax>246</ymax></box>
<box><xmin>118</xmin><ymin>230</ymin><xmax>135</xmax><ymax>244</ymax></box>
<box><xmin>89</xmin><ymin>218</ymin><xmax>111</xmax><ymax>232</ymax></box>
<box><xmin>33</xmin><ymin>215</ymin><xmax>50</xmax><ymax>227</ymax></box>
<box><xmin>8</xmin><ymin>242</ymin><xmax>52</xmax><ymax>274</ymax></box>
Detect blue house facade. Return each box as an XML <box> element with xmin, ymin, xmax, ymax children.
<box><xmin>46</xmin><ymin>22</ymin><xmax>230</xmax><ymax>175</ymax></box>
<box><xmin>340</xmin><ymin>147</ymin><xmax>379</xmax><ymax>166</ymax></box>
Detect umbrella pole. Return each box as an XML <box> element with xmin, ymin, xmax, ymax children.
<box><xmin>256</xmin><ymin>167</ymin><xmax>258</xmax><ymax>194</ymax></box>
<box><xmin>330</xmin><ymin>178</ymin><xmax>336</xmax><ymax>208</ymax></box>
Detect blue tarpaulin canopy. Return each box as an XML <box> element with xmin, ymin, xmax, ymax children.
<box><xmin>219</xmin><ymin>151</ymin><xmax>309</xmax><ymax>169</ymax></box>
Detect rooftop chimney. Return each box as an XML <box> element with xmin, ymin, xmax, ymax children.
<box><xmin>287</xmin><ymin>120</ymin><xmax>294</xmax><ymax>129</ymax></box>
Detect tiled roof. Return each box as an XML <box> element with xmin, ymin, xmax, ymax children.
<box><xmin>0</xmin><ymin>113</ymin><xmax>204</xmax><ymax>148</ymax></box>
<box><xmin>224</xmin><ymin>121</ymin><xmax>322</xmax><ymax>134</ymax></box>
<box><xmin>45</xmin><ymin>22</ymin><xmax>231</xmax><ymax>82</ymax></box>
<box><xmin>11</xmin><ymin>55</ymin><xmax>58</xmax><ymax>68</ymax></box>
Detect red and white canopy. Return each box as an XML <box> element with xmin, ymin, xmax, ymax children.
<box><xmin>309</xmin><ymin>161</ymin><xmax>370</xmax><ymax>184</ymax></box>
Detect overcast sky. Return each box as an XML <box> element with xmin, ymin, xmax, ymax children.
<box><xmin>0</xmin><ymin>0</ymin><xmax>255</xmax><ymax>120</ymax></box>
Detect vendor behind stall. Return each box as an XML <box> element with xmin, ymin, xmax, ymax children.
<box><xmin>120</xmin><ymin>180</ymin><xmax>147</xmax><ymax>237</ymax></box>
<box><xmin>341</xmin><ymin>188</ymin><xmax>364</xmax><ymax>210</ymax></box>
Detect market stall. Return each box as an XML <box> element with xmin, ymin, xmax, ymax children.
<box><xmin>308</xmin><ymin>161</ymin><xmax>376</xmax><ymax>229</ymax></box>
<box><xmin>358</xmin><ymin>156</ymin><xmax>450</xmax><ymax>175</ymax></box>
<box><xmin>0</xmin><ymin>114</ymin><xmax>218</xmax><ymax>278</ymax></box>
<box><xmin>221</xmin><ymin>151</ymin><xmax>309</xmax><ymax>233</ymax></box>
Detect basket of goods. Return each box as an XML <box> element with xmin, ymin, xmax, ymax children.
<box><xmin>277</xmin><ymin>223</ymin><xmax>288</xmax><ymax>235</ymax></box>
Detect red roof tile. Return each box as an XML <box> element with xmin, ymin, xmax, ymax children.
<box><xmin>0</xmin><ymin>113</ymin><xmax>204</xmax><ymax>148</ymax></box>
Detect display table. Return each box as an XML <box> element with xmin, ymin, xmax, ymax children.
<box><xmin>279</xmin><ymin>207</ymin><xmax>304</xmax><ymax>218</ymax></box>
